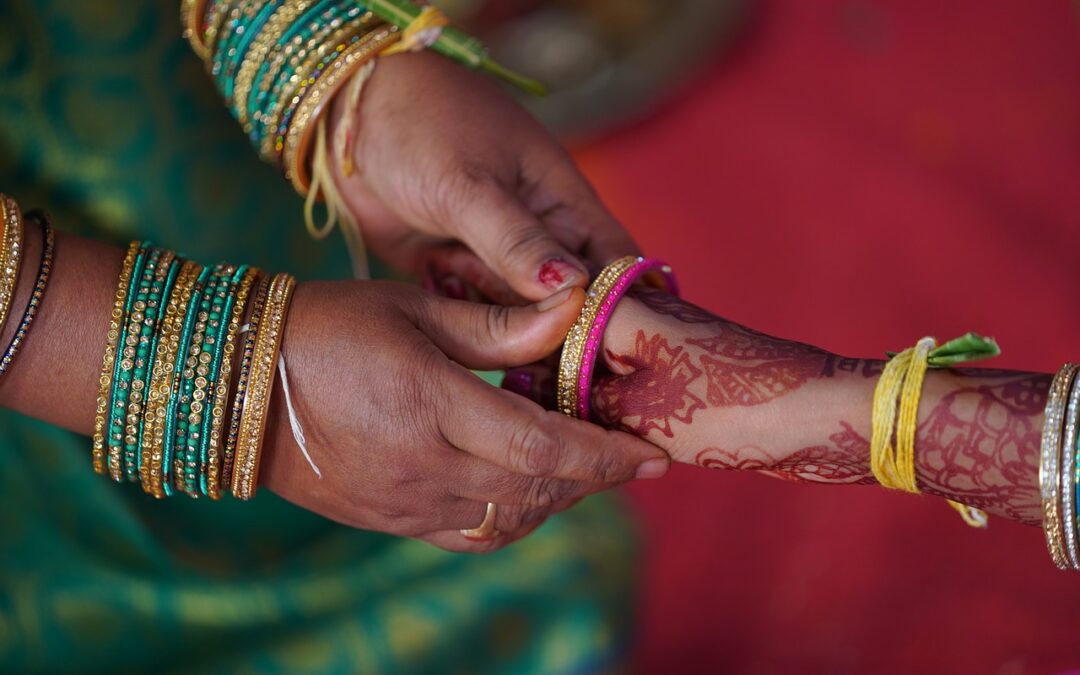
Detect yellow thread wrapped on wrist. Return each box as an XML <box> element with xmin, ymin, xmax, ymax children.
<box><xmin>870</xmin><ymin>336</ymin><xmax>990</xmax><ymax>528</ymax></box>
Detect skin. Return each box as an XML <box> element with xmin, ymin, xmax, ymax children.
<box><xmin>330</xmin><ymin>51</ymin><xmax>640</xmax><ymax>305</ymax></box>
<box><xmin>0</xmin><ymin>226</ymin><xmax>670</xmax><ymax>554</ymax></box>
<box><xmin>510</xmin><ymin>289</ymin><xmax>1050</xmax><ymax>526</ymax></box>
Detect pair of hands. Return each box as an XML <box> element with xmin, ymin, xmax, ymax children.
<box><xmin>261</xmin><ymin>53</ymin><xmax>668</xmax><ymax>552</ymax></box>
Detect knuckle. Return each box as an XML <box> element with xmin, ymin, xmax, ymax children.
<box><xmin>483</xmin><ymin>304</ymin><xmax>512</xmax><ymax>343</ymax></box>
<box><xmin>524</xmin><ymin>477</ymin><xmax>574</xmax><ymax>508</ymax></box>
<box><xmin>509</xmin><ymin>422</ymin><xmax>561</xmax><ymax>477</ymax></box>
<box><xmin>497</xmin><ymin>225</ymin><xmax>551</xmax><ymax>266</ymax></box>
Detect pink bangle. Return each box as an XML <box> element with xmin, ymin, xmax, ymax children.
<box><xmin>556</xmin><ymin>256</ymin><xmax>678</xmax><ymax>421</ymax></box>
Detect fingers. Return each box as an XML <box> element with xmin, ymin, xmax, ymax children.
<box><xmin>420</xmin><ymin>497</ymin><xmax>581</xmax><ymax>554</ymax></box>
<box><xmin>450</xmin><ymin>180</ymin><xmax>589</xmax><ymax>301</ymax></box>
<box><xmin>452</xmin><ymin>453</ymin><xmax>603</xmax><ymax>507</ymax></box>
<box><xmin>411</xmin><ymin>287</ymin><xmax>584</xmax><ymax>370</ymax></box>
<box><xmin>439</xmin><ymin>367</ymin><xmax>670</xmax><ymax>483</ymax></box>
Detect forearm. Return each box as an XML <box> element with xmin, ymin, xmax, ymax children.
<box><xmin>594</xmin><ymin>293</ymin><xmax>1049</xmax><ymax>525</ymax></box>
<box><xmin>0</xmin><ymin>227</ymin><xmax>122</xmax><ymax>433</ymax></box>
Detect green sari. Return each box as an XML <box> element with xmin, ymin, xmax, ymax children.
<box><xmin>0</xmin><ymin>3</ymin><xmax>636</xmax><ymax>672</ymax></box>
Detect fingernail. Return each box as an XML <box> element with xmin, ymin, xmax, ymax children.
<box><xmin>538</xmin><ymin>258</ymin><xmax>586</xmax><ymax>291</ymax></box>
<box><xmin>502</xmin><ymin>370</ymin><xmax>534</xmax><ymax>398</ymax></box>
<box><xmin>636</xmin><ymin>458</ymin><xmax>670</xmax><ymax>480</ymax></box>
<box><xmin>536</xmin><ymin>287</ymin><xmax>575</xmax><ymax>312</ymax></box>
<box><xmin>440</xmin><ymin>276</ymin><xmax>466</xmax><ymax>300</ymax></box>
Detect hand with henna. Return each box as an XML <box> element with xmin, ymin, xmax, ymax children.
<box><xmin>509</xmin><ymin>289</ymin><xmax>1051</xmax><ymax>526</ymax></box>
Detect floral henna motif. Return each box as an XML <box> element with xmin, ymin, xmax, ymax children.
<box><xmin>689</xmin><ymin>323</ymin><xmax>828</xmax><ymax>407</ymax></box>
<box><xmin>915</xmin><ymin>374</ymin><xmax>1050</xmax><ymax>525</ymax></box>
<box><xmin>592</xmin><ymin>331</ymin><xmax>705</xmax><ymax>438</ymax></box>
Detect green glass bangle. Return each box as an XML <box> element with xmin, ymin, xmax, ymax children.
<box><xmin>110</xmin><ymin>246</ymin><xmax>159</xmax><ymax>482</ymax></box>
<box><xmin>179</xmin><ymin>266</ymin><xmax>233</xmax><ymax>496</ymax></box>
<box><xmin>221</xmin><ymin>0</ymin><xmax>281</xmax><ymax>104</ymax></box>
<box><xmin>164</xmin><ymin>265</ymin><xmax>211</xmax><ymax>497</ymax></box>
<box><xmin>247</xmin><ymin>0</ymin><xmax>340</xmax><ymax>125</ymax></box>
<box><xmin>199</xmin><ymin>264</ymin><xmax>249</xmax><ymax>495</ymax></box>
<box><xmin>249</xmin><ymin>1</ymin><xmax>358</xmax><ymax>142</ymax></box>
<box><xmin>124</xmin><ymin>250</ymin><xmax>177</xmax><ymax>482</ymax></box>
<box><xmin>134</xmin><ymin>255</ymin><xmax>183</xmax><ymax>485</ymax></box>
<box><xmin>212</xmin><ymin>0</ymin><xmax>259</xmax><ymax>81</ymax></box>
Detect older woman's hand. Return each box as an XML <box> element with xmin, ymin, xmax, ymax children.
<box><xmin>329</xmin><ymin>51</ymin><xmax>638</xmax><ymax>304</ymax></box>
<box><xmin>260</xmin><ymin>281</ymin><xmax>670</xmax><ymax>552</ymax></box>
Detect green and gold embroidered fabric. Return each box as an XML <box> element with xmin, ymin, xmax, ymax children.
<box><xmin>0</xmin><ymin>3</ymin><xmax>635</xmax><ymax>672</ymax></box>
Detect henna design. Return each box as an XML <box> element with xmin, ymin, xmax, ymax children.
<box><xmin>821</xmin><ymin>354</ymin><xmax>884</xmax><ymax>379</ymax></box>
<box><xmin>689</xmin><ymin>324</ymin><xmax>828</xmax><ymax>407</ymax></box>
<box><xmin>694</xmin><ymin>422</ymin><xmax>874</xmax><ymax>484</ymax></box>
<box><xmin>631</xmin><ymin>288</ymin><xmax>719</xmax><ymax>324</ymax></box>
<box><xmin>592</xmin><ymin>331</ymin><xmax>705</xmax><ymax>438</ymax></box>
<box><xmin>915</xmin><ymin>374</ymin><xmax>1049</xmax><ymax>525</ymax></box>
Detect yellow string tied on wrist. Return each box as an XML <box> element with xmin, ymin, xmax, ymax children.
<box><xmin>870</xmin><ymin>333</ymin><xmax>1000</xmax><ymax>529</ymax></box>
<box><xmin>380</xmin><ymin>5</ymin><xmax>450</xmax><ymax>56</ymax></box>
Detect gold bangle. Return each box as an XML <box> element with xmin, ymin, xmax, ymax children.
<box><xmin>1040</xmin><ymin>362</ymin><xmax>1077</xmax><ymax>569</ymax></box>
<box><xmin>260</xmin><ymin>16</ymin><xmax>380</xmax><ymax>163</ymax></box>
<box><xmin>556</xmin><ymin>256</ymin><xmax>640</xmax><ymax>417</ymax></box>
<box><xmin>206</xmin><ymin>266</ymin><xmax>259</xmax><ymax>500</ymax></box>
<box><xmin>200</xmin><ymin>0</ymin><xmax>234</xmax><ymax>64</ymax></box>
<box><xmin>0</xmin><ymin>195</ymin><xmax>25</xmax><ymax>341</ymax></box>
<box><xmin>284</xmin><ymin>24</ymin><xmax>401</xmax><ymax>194</ymax></box>
<box><xmin>181</xmin><ymin>0</ymin><xmax>212</xmax><ymax>60</ymax></box>
<box><xmin>93</xmin><ymin>242</ymin><xmax>141</xmax><ymax>475</ymax></box>
<box><xmin>231</xmin><ymin>272</ymin><xmax>295</xmax><ymax>500</ymax></box>
<box><xmin>232</xmin><ymin>1</ymin><xmax>312</xmax><ymax>132</ymax></box>
<box><xmin>141</xmin><ymin>261</ymin><xmax>202</xmax><ymax>497</ymax></box>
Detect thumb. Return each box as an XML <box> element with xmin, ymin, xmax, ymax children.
<box><xmin>413</xmin><ymin>287</ymin><xmax>584</xmax><ymax>370</ymax></box>
<box><xmin>451</xmin><ymin>181</ymin><xmax>589</xmax><ymax>301</ymax></box>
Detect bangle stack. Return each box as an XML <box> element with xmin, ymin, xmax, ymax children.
<box><xmin>1041</xmin><ymin>362</ymin><xmax>1080</xmax><ymax>569</ymax></box>
<box><xmin>0</xmin><ymin>196</ymin><xmax>53</xmax><ymax>381</ymax></box>
<box><xmin>93</xmin><ymin>242</ymin><xmax>294</xmax><ymax>500</ymax></box>
<box><xmin>556</xmin><ymin>256</ymin><xmax>678</xmax><ymax>421</ymax></box>
<box><xmin>185</xmin><ymin>1</ymin><xmax>401</xmax><ymax>191</ymax></box>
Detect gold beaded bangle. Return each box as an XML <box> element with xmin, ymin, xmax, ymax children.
<box><xmin>233</xmin><ymin>1</ymin><xmax>313</xmax><ymax>132</ymax></box>
<box><xmin>1040</xmin><ymin>362</ymin><xmax>1078</xmax><ymax>569</ymax></box>
<box><xmin>231</xmin><ymin>272</ymin><xmax>295</xmax><ymax>500</ymax></box>
<box><xmin>142</xmin><ymin>261</ymin><xmax>203</xmax><ymax>497</ymax></box>
<box><xmin>181</xmin><ymin>0</ymin><xmax>212</xmax><ymax>60</ymax></box>
<box><xmin>260</xmin><ymin>17</ymin><xmax>380</xmax><ymax>162</ymax></box>
<box><xmin>284</xmin><ymin>24</ymin><xmax>401</xmax><ymax>193</ymax></box>
<box><xmin>0</xmin><ymin>195</ymin><xmax>25</xmax><ymax>339</ymax></box>
<box><xmin>201</xmin><ymin>0</ymin><xmax>235</xmax><ymax>63</ymax></box>
<box><xmin>206</xmin><ymin>266</ymin><xmax>259</xmax><ymax>500</ymax></box>
<box><xmin>556</xmin><ymin>256</ymin><xmax>639</xmax><ymax>416</ymax></box>
<box><xmin>93</xmin><ymin>242</ymin><xmax>141</xmax><ymax>475</ymax></box>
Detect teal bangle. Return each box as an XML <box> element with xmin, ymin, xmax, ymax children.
<box><xmin>248</xmin><ymin>1</ymin><xmax>357</xmax><ymax>143</ymax></box>
<box><xmin>111</xmin><ymin>246</ymin><xmax>160</xmax><ymax>482</ymax></box>
<box><xmin>135</xmin><ymin>255</ymin><xmax>182</xmax><ymax>483</ymax></box>
<box><xmin>211</xmin><ymin>0</ymin><xmax>258</xmax><ymax>81</ymax></box>
<box><xmin>179</xmin><ymin>266</ymin><xmax>233</xmax><ymax>496</ymax></box>
<box><xmin>106</xmin><ymin>244</ymin><xmax>149</xmax><ymax>480</ymax></box>
<box><xmin>247</xmin><ymin>0</ymin><xmax>339</xmax><ymax>124</ymax></box>
<box><xmin>221</xmin><ymin>0</ymin><xmax>281</xmax><ymax>104</ymax></box>
<box><xmin>164</xmin><ymin>265</ymin><xmax>211</xmax><ymax>497</ymax></box>
<box><xmin>198</xmin><ymin>264</ymin><xmax>249</xmax><ymax>495</ymax></box>
<box><xmin>124</xmin><ymin>250</ymin><xmax>178</xmax><ymax>482</ymax></box>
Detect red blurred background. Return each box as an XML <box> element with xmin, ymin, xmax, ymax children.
<box><xmin>570</xmin><ymin>1</ymin><xmax>1080</xmax><ymax>673</ymax></box>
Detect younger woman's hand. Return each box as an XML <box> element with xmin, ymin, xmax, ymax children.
<box><xmin>260</xmin><ymin>281</ymin><xmax>671</xmax><ymax>552</ymax></box>
<box><xmin>329</xmin><ymin>51</ymin><xmax>639</xmax><ymax>304</ymax></box>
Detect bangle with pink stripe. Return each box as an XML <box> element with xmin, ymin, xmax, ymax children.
<box><xmin>576</xmin><ymin>257</ymin><xmax>678</xmax><ymax>421</ymax></box>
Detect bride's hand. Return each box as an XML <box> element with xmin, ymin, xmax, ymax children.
<box><xmin>509</xmin><ymin>289</ymin><xmax>876</xmax><ymax>485</ymax></box>
<box><xmin>260</xmin><ymin>281</ymin><xmax>670</xmax><ymax>552</ymax></box>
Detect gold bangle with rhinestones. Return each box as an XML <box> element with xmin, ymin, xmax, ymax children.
<box><xmin>201</xmin><ymin>0</ymin><xmax>235</xmax><ymax>63</ymax></box>
<box><xmin>1041</xmin><ymin>362</ymin><xmax>1077</xmax><ymax>569</ymax></box>
<box><xmin>93</xmin><ymin>242</ymin><xmax>141</xmax><ymax>475</ymax></box>
<box><xmin>284</xmin><ymin>24</ymin><xmax>400</xmax><ymax>193</ymax></box>
<box><xmin>260</xmin><ymin>17</ymin><xmax>379</xmax><ymax>163</ymax></box>
<box><xmin>555</xmin><ymin>256</ymin><xmax>640</xmax><ymax>417</ymax></box>
<box><xmin>231</xmin><ymin>272</ymin><xmax>294</xmax><ymax>500</ymax></box>
<box><xmin>0</xmin><ymin>195</ymin><xmax>25</xmax><ymax>340</ymax></box>
<box><xmin>141</xmin><ymin>260</ymin><xmax>202</xmax><ymax>497</ymax></box>
<box><xmin>233</xmin><ymin>1</ymin><xmax>310</xmax><ymax>132</ymax></box>
<box><xmin>206</xmin><ymin>266</ymin><xmax>259</xmax><ymax>500</ymax></box>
